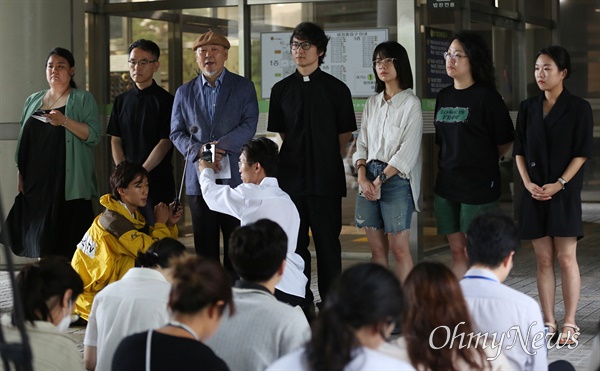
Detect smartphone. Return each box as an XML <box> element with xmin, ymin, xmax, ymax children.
<box><xmin>358</xmin><ymin>185</ymin><xmax>381</xmax><ymax>200</ymax></box>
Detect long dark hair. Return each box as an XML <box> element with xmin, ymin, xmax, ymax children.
<box><xmin>403</xmin><ymin>262</ymin><xmax>490</xmax><ymax>371</ymax></box>
<box><xmin>373</xmin><ymin>41</ymin><xmax>414</xmax><ymax>93</ymax></box>
<box><xmin>46</xmin><ymin>47</ymin><xmax>77</xmax><ymax>89</ymax></box>
<box><xmin>14</xmin><ymin>257</ymin><xmax>83</xmax><ymax>324</ymax></box>
<box><xmin>306</xmin><ymin>263</ymin><xmax>403</xmax><ymax>371</ymax></box>
<box><xmin>452</xmin><ymin>31</ymin><xmax>496</xmax><ymax>89</ymax></box>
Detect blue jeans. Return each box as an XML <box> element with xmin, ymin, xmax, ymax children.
<box><xmin>355</xmin><ymin>161</ymin><xmax>414</xmax><ymax>234</ymax></box>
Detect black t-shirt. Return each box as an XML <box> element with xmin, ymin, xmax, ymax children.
<box><xmin>107</xmin><ymin>80</ymin><xmax>175</xmax><ymax>202</ymax></box>
<box><xmin>268</xmin><ymin>68</ymin><xmax>357</xmax><ymax>198</ymax></box>
<box><xmin>113</xmin><ymin>330</ymin><xmax>230</xmax><ymax>371</ymax></box>
<box><xmin>434</xmin><ymin>83</ymin><xmax>514</xmax><ymax>204</ymax></box>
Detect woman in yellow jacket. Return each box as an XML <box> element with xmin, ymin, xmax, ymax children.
<box><xmin>72</xmin><ymin>161</ymin><xmax>181</xmax><ymax>321</ymax></box>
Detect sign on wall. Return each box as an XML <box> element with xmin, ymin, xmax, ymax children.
<box><xmin>261</xmin><ymin>28</ymin><xmax>389</xmax><ymax>99</ymax></box>
<box><xmin>424</xmin><ymin>27</ymin><xmax>453</xmax><ymax>98</ymax></box>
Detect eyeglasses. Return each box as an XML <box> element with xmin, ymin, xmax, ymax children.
<box><xmin>372</xmin><ymin>58</ymin><xmax>397</xmax><ymax>69</ymax></box>
<box><xmin>443</xmin><ymin>52</ymin><xmax>467</xmax><ymax>62</ymax></box>
<box><xmin>290</xmin><ymin>41</ymin><xmax>312</xmax><ymax>51</ymax></box>
<box><xmin>197</xmin><ymin>46</ymin><xmax>223</xmax><ymax>55</ymax></box>
<box><xmin>128</xmin><ymin>59</ymin><xmax>157</xmax><ymax>67</ymax></box>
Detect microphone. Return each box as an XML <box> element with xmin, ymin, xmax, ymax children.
<box><xmin>173</xmin><ymin>125</ymin><xmax>199</xmax><ymax>212</ymax></box>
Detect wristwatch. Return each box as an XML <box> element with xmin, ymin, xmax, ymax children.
<box><xmin>558</xmin><ymin>177</ymin><xmax>567</xmax><ymax>189</ymax></box>
<box><xmin>379</xmin><ymin>172</ymin><xmax>388</xmax><ymax>183</ymax></box>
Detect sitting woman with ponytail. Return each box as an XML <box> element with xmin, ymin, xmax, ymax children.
<box><xmin>112</xmin><ymin>255</ymin><xmax>234</xmax><ymax>371</ymax></box>
<box><xmin>1</xmin><ymin>257</ymin><xmax>84</xmax><ymax>370</ymax></box>
<box><xmin>84</xmin><ymin>237</ymin><xmax>187</xmax><ymax>371</ymax></box>
<box><xmin>268</xmin><ymin>263</ymin><xmax>414</xmax><ymax>371</ymax></box>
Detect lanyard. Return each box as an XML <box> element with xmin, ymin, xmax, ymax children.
<box><xmin>462</xmin><ymin>275</ymin><xmax>498</xmax><ymax>283</ymax></box>
<box><xmin>168</xmin><ymin>321</ymin><xmax>200</xmax><ymax>340</ymax></box>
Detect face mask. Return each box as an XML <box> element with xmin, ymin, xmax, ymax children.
<box><xmin>56</xmin><ymin>301</ymin><xmax>72</xmax><ymax>333</ymax></box>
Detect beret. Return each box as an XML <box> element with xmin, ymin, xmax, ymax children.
<box><xmin>193</xmin><ymin>30</ymin><xmax>231</xmax><ymax>51</ymax></box>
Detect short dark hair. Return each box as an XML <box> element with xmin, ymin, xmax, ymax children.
<box><xmin>110</xmin><ymin>161</ymin><xmax>150</xmax><ymax>201</ymax></box>
<box><xmin>128</xmin><ymin>39</ymin><xmax>161</xmax><ymax>61</ymax></box>
<box><xmin>229</xmin><ymin>219</ymin><xmax>287</xmax><ymax>282</ymax></box>
<box><xmin>537</xmin><ymin>45</ymin><xmax>571</xmax><ymax>79</ymax></box>
<box><xmin>466</xmin><ymin>210</ymin><xmax>520</xmax><ymax>268</ymax></box>
<box><xmin>136</xmin><ymin>238</ymin><xmax>187</xmax><ymax>268</ymax></box>
<box><xmin>169</xmin><ymin>255</ymin><xmax>234</xmax><ymax>316</ymax></box>
<box><xmin>241</xmin><ymin>137</ymin><xmax>279</xmax><ymax>177</ymax></box>
<box><xmin>290</xmin><ymin>22</ymin><xmax>329</xmax><ymax>65</ymax></box>
<box><xmin>15</xmin><ymin>256</ymin><xmax>83</xmax><ymax>324</ymax></box>
<box><xmin>452</xmin><ymin>31</ymin><xmax>496</xmax><ymax>89</ymax></box>
<box><xmin>46</xmin><ymin>47</ymin><xmax>77</xmax><ymax>89</ymax></box>
<box><xmin>372</xmin><ymin>41</ymin><xmax>414</xmax><ymax>93</ymax></box>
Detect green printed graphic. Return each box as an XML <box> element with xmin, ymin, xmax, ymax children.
<box><xmin>436</xmin><ymin>107</ymin><xmax>469</xmax><ymax>123</ymax></box>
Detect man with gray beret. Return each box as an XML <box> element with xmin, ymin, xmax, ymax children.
<box><xmin>170</xmin><ymin>30</ymin><xmax>258</xmax><ymax>276</ymax></box>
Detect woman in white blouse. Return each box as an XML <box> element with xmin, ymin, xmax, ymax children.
<box><xmin>353</xmin><ymin>41</ymin><xmax>423</xmax><ymax>282</ymax></box>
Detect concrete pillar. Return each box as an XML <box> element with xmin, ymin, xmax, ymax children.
<box><xmin>0</xmin><ymin>0</ymin><xmax>86</xmax><ymax>267</ymax></box>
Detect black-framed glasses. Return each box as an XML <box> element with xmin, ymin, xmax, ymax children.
<box><xmin>128</xmin><ymin>59</ymin><xmax>157</xmax><ymax>67</ymax></box>
<box><xmin>443</xmin><ymin>52</ymin><xmax>467</xmax><ymax>62</ymax></box>
<box><xmin>372</xmin><ymin>57</ymin><xmax>397</xmax><ymax>69</ymax></box>
<box><xmin>291</xmin><ymin>41</ymin><xmax>312</xmax><ymax>51</ymax></box>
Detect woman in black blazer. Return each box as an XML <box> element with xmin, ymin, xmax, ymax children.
<box><xmin>513</xmin><ymin>45</ymin><xmax>593</xmax><ymax>346</ymax></box>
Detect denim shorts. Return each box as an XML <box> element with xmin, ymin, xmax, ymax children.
<box><xmin>355</xmin><ymin>161</ymin><xmax>414</xmax><ymax>234</ymax></box>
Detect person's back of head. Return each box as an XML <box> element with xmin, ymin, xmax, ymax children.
<box><xmin>169</xmin><ymin>255</ymin><xmax>235</xmax><ymax>317</ymax></box>
<box><xmin>229</xmin><ymin>219</ymin><xmax>287</xmax><ymax>283</ymax></box>
<box><xmin>136</xmin><ymin>237</ymin><xmax>187</xmax><ymax>269</ymax></box>
<box><xmin>110</xmin><ymin>161</ymin><xmax>149</xmax><ymax>201</ymax></box>
<box><xmin>241</xmin><ymin>137</ymin><xmax>280</xmax><ymax>178</ymax></box>
<box><xmin>290</xmin><ymin>22</ymin><xmax>330</xmax><ymax>65</ymax></box>
<box><xmin>306</xmin><ymin>263</ymin><xmax>403</xmax><ymax>371</ymax></box>
<box><xmin>403</xmin><ymin>261</ymin><xmax>489</xmax><ymax>370</ymax></box>
<box><xmin>466</xmin><ymin>210</ymin><xmax>519</xmax><ymax>269</ymax></box>
<box><xmin>15</xmin><ymin>256</ymin><xmax>83</xmax><ymax>325</ymax></box>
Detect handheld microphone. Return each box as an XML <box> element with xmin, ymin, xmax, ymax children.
<box><xmin>173</xmin><ymin>125</ymin><xmax>199</xmax><ymax>212</ymax></box>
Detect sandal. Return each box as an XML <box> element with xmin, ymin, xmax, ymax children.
<box><xmin>544</xmin><ymin>322</ymin><xmax>558</xmax><ymax>342</ymax></box>
<box><xmin>558</xmin><ymin>323</ymin><xmax>580</xmax><ymax>345</ymax></box>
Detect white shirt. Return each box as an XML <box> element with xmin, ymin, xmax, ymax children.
<box><xmin>84</xmin><ymin>268</ymin><xmax>171</xmax><ymax>371</ymax></box>
<box><xmin>200</xmin><ymin>170</ymin><xmax>307</xmax><ymax>297</ymax></box>
<box><xmin>460</xmin><ymin>268</ymin><xmax>547</xmax><ymax>371</ymax></box>
<box><xmin>267</xmin><ymin>346</ymin><xmax>415</xmax><ymax>371</ymax></box>
<box><xmin>352</xmin><ymin>88</ymin><xmax>423</xmax><ymax>211</ymax></box>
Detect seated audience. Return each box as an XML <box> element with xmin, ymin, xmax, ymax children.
<box><xmin>267</xmin><ymin>263</ymin><xmax>414</xmax><ymax>371</ymax></box>
<box><xmin>206</xmin><ymin>219</ymin><xmax>310</xmax><ymax>370</ymax></box>
<box><xmin>380</xmin><ymin>261</ymin><xmax>511</xmax><ymax>370</ymax></box>
<box><xmin>1</xmin><ymin>257</ymin><xmax>83</xmax><ymax>370</ymax></box>
<box><xmin>71</xmin><ymin>161</ymin><xmax>181</xmax><ymax>321</ymax></box>
<box><xmin>83</xmin><ymin>238</ymin><xmax>187</xmax><ymax>371</ymax></box>
<box><xmin>199</xmin><ymin>137</ymin><xmax>307</xmax><ymax>310</ymax></box>
<box><xmin>460</xmin><ymin>211</ymin><xmax>547</xmax><ymax>370</ymax></box>
<box><xmin>112</xmin><ymin>255</ymin><xmax>233</xmax><ymax>370</ymax></box>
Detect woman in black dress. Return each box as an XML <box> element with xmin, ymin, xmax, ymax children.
<box><xmin>113</xmin><ymin>255</ymin><xmax>234</xmax><ymax>371</ymax></box>
<box><xmin>513</xmin><ymin>45</ymin><xmax>593</xmax><ymax>346</ymax></box>
<box><xmin>3</xmin><ymin>47</ymin><xmax>99</xmax><ymax>258</ymax></box>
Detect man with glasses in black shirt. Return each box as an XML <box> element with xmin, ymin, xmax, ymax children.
<box><xmin>268</xmin><ymin>22</ymin><xmax>357</xmax><ymax>311</ymax></box>
<box><xmin>107</xmin><ymin>39</ymin><xmax>175</xmax><ymax>225</ymax></box>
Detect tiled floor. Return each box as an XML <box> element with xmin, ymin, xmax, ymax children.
<box><xmin>0</xmin><ymin>221</ymin><xmax>598</xmax><ymax>370</ymax></box>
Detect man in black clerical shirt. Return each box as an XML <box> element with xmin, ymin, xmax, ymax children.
<box><xmin>267</xmin><ymin>22</ymin><xmax>357</xmax><ymax>309</ymax></box>
<box><xmin>107</xmin><ymin>39</ymin><xmax>175</xmax><ymax>225</ymax></box>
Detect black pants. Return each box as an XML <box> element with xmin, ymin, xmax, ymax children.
<box><xmin>291</xmin><ymin>195</ymin><xmax>342</xmax><ymax>305</ymax></box>
<box><xmin>187</xmin><ymin>194</ymin><xmax>240</xmax><ymax>277</ymax></box>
